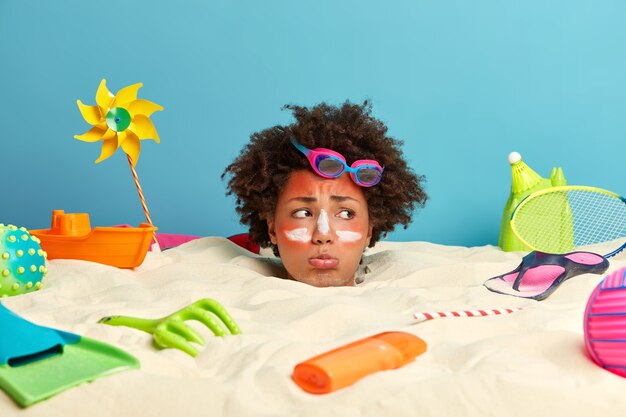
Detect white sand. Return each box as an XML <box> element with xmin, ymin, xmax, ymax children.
<box><xmin>2</xmin><ymin>237</ymin><xmax>626</xmax><ymax>417</ymax></box>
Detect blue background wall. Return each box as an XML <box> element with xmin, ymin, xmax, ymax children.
<box><xmin>1</xmin><ymin>0</ymin><xmax>625</xmax><ymax>247</ymax></box>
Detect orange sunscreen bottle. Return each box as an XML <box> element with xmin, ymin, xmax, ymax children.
<box><xmin>292</xmin><ymin>331</ymin><xmax>427</xmax><ymax>394</ymax></box>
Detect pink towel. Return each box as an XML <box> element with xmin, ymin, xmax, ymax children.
<box><xmin>113</xmin><ymin>225</ymin><xmax>258</xmax><ymax>253</ymax></box>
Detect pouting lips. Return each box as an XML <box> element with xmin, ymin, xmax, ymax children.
<box><xmin>309</xmin><ymin>254</ymin><xmax>339</xmax><ymax>269</ymax></box>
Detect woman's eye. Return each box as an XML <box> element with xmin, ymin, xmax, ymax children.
<box><xmin>337</xmin><ymin>209</ymin><xmax>355</xmax><ymax>220</ymax></box>
<box><xmin>292</xmin><ymin>209</ymin><xmax>312</xmax><ymax>218</ymax></box>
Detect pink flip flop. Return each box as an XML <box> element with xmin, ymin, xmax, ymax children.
<box><xmin>484</xmin><ymin>251</ymin><xmax>609</xmax><ymax>300</ymax></box>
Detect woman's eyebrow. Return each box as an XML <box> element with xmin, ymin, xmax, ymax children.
<box><xmin>286</xmin><ymin>195</ymin><xmax>359</xmax><ymax>203</ymax></box>
<box><xmin>287</xmin><ymin>196</ymin><xmax>317</xmax><ymax>203</ymax></box>
<box><xmin>330</xmin><ymin>195</ymin><xmax>359</xmax><ymax>203</ymax></box>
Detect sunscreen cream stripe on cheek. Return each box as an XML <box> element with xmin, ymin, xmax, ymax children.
<box><xmin>284</xmin><ymin>228</ymin><xmax>311</xmax><ymax>242</ymax></box>
<box><xmin>317</xmin><ymin>209</ymin><xmax>330</xmax><ymax>234</ymax></box>
<box><xmin>336</xmin><ymin>230</ymin><xmax>362</xmax><ymax>242</ymax></box>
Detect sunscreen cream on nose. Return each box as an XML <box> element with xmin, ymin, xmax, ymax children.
<box><xmin>317</xmin><ymin>209</ymin><xmax>330</xmax><ymax>234</ymax></box>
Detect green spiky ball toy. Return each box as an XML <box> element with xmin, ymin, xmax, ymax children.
<box><xmin>0</xmin><ymin>224</ymin><xmax>47</xmax><ymax>297</ymax></box>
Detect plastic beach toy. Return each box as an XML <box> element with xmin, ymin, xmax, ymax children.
<box><xmin>510</xmin><ymin>186</ymin><xmax>626</xmax><ymax>258</ymax></box>
<box><xmin>99</xmin><ymin>298</ymin><xmax>241</xmax><ymax>357</ymax></box>
<box><xmin>29</xmin><ymin>210</ymin><xmax>156</xmax><ymax>269</ymax></box>
<box><xmin>0</xmin><ymin>224</ymin><xmax>47</xmax><ymax>297</ymax></box>
<box><xmin>498</xmin><ymin>152</ymin><xmax>567</xmax><ymax>252</ymax></box>
<box><xmin>74</xmin><ymin>79</ymin><xmax>163</xmax><ymax>249</ymax></box>
<box><xmin>74</xmin><ymin>79</ymin><xmax>162</xmax><ymax>167</ymax></box>
<box><xmin>0</xmin><ymin>302</ymin><xmax>138</xmax><ymax>407</ymax></box>
<box><xmin>292</xmin><ymin>331</ymin><xmax>427</xmax><ymax>394</ymax></box>
<box><xmin>584</xmin><ymin>266</ymin><xmax>626</xmax><ymax>378</ymax></box>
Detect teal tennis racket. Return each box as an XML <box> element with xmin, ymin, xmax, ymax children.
<box><xmin>510</xmin><ymin>186</ymin><xmax>626</xmax><ymax>258</ymax></box>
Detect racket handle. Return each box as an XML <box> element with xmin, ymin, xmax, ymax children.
<box><xmin>292</xmin><ymin>331</ymin><xmax>427</xmax><ymax>394</ymax></box>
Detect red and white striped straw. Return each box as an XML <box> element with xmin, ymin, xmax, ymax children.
<box><xmin>413</xmin><ymin>308</ymin><xmax>523</xmax><ymax>322</ymax></box>
<box><xmin>127</xmin><ymin>154</ymin><xmax>159</xmax><ymax>249</ymax></box>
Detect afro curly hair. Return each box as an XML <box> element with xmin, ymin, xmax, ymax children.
<box><xmin>222</xmin><ymin>100</ymin><xmax>427</xmax><ymax>256</ymax></box>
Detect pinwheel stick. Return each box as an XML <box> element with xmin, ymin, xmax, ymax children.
<box><xmin>127</xmin><ymin>154</ymin><xmax>159</xmax><ymax>250</ymax></box>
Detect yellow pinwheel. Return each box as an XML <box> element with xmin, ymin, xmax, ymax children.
<box><xmin>74</xmin><ymin>79</ymin><xmax>163</xmax><ymax>166</ymax></box>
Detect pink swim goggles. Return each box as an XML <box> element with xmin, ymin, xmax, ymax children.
<box><xmin>290</xmin><ymin>137</ymin><xmax>384</xmax><ymax>187</ymax></box>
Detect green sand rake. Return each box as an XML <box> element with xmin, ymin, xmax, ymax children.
<box><xmin>99</xmin><ymin>298</ymin><xmax>241</xmax><ymax>357</ymax></box>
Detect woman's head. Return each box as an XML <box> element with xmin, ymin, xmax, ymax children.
<box><xmin>222</xmin><ymin>101</ymin><xmax>427</xmax><ymax>286</ymax></box>
<box><xmin>266</xmin><ymin>169</ymin><xmax>373</xmax><ymax>286</ymax></box>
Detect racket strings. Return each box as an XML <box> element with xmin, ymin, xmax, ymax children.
<box><xmin>570</xmin><ymin>191</ymin><xmax>625</xmax><ymax>246</ymax></box>
<box><xmin>513</xmin><ymin>189</ymin><xmax>626</xmax><ymax>253</ymax></box>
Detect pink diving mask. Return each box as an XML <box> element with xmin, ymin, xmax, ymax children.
<box><xmin>290</xmin><ymin>137</ymin><xmax>384</xmax><ymax>187</ymax></box>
